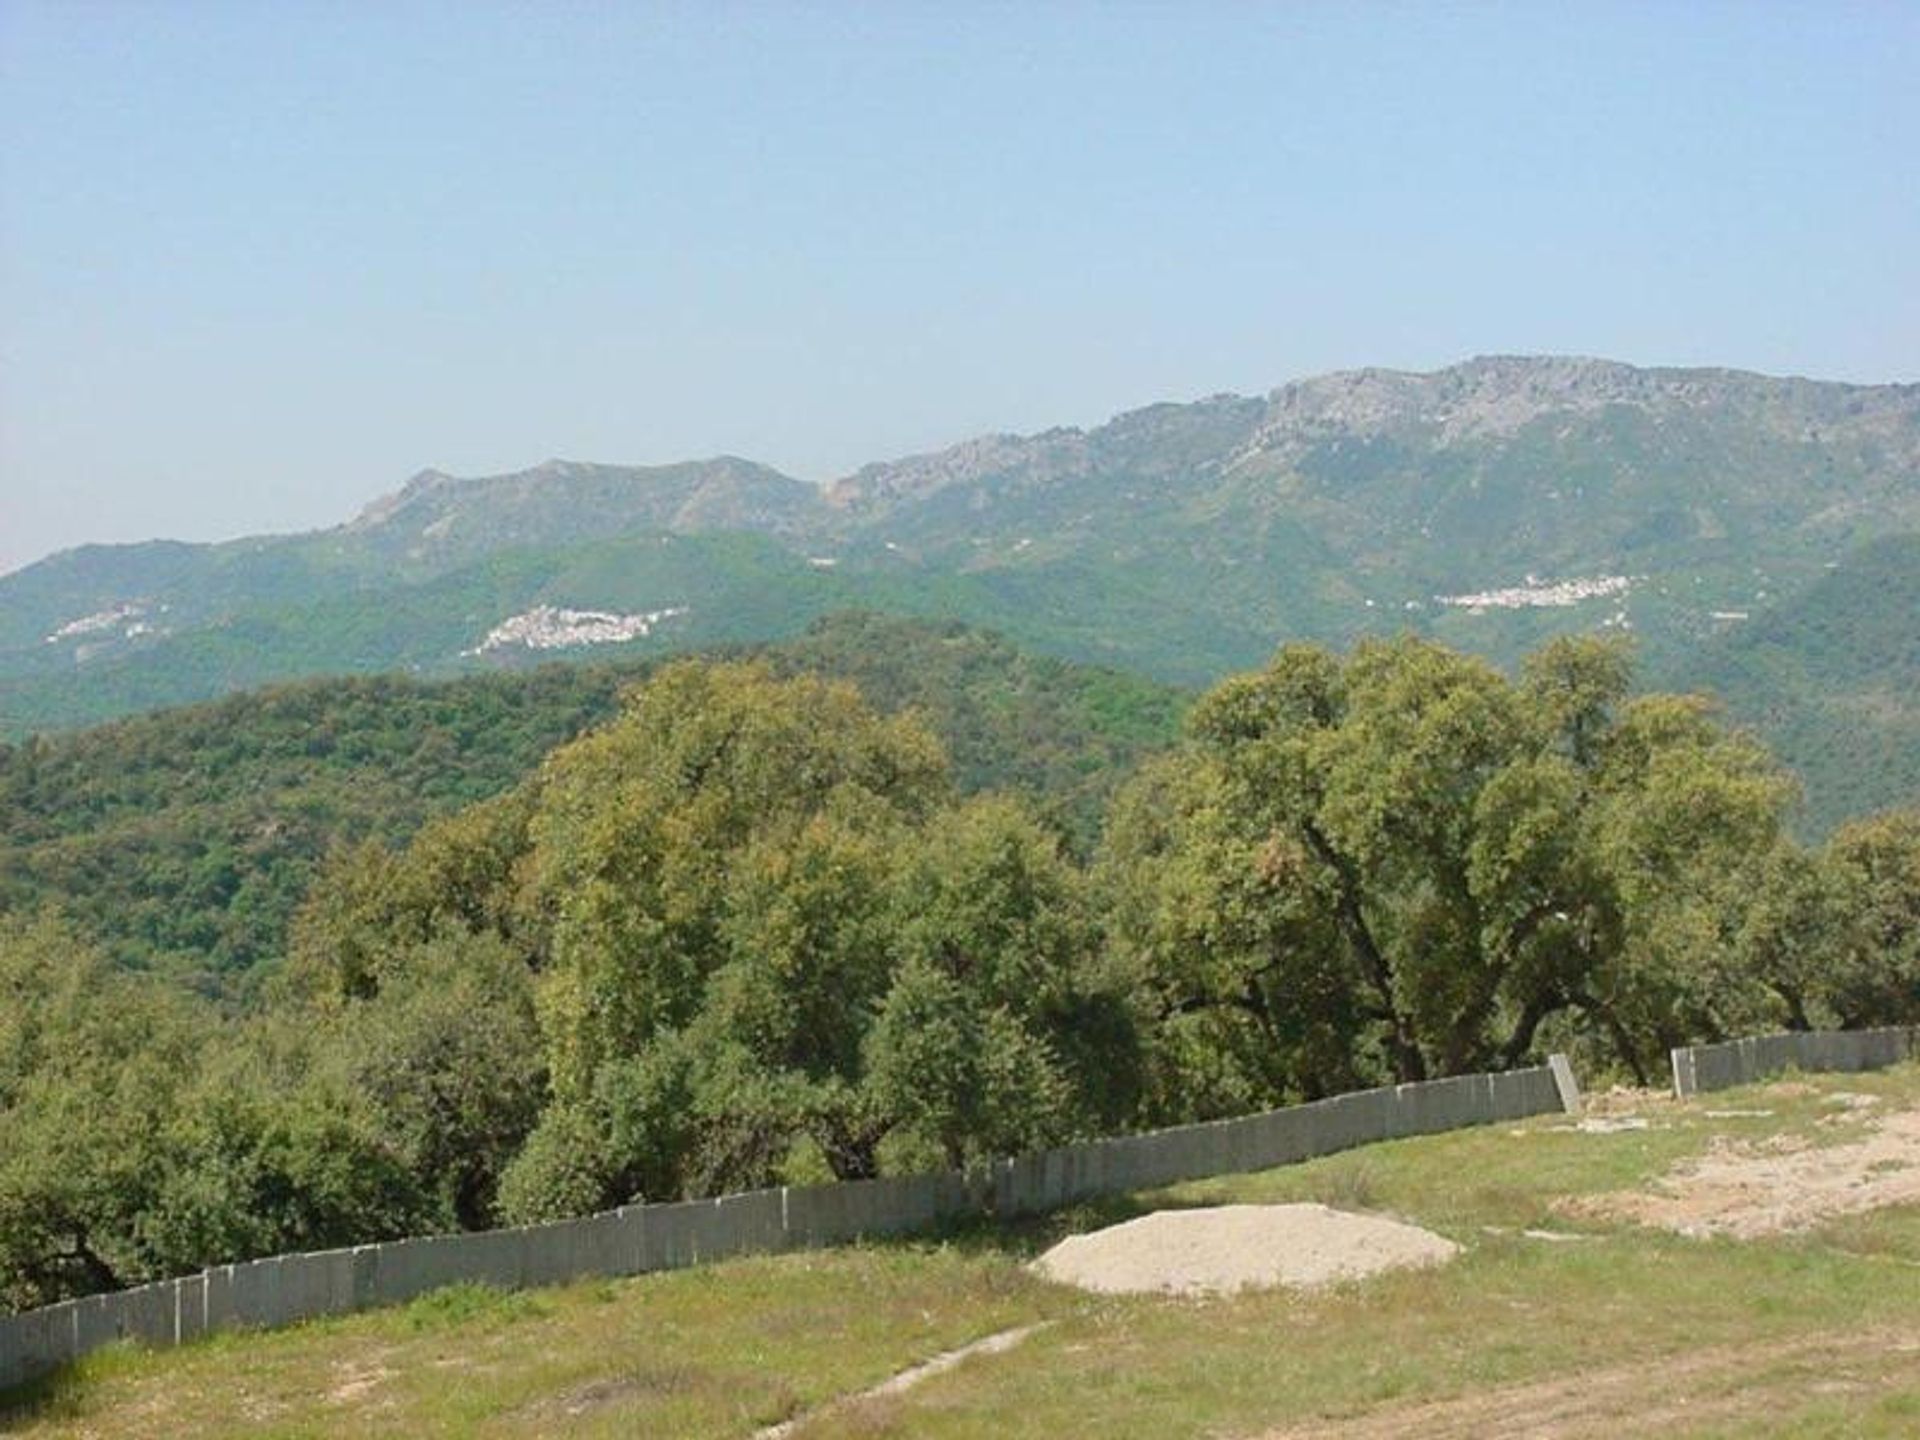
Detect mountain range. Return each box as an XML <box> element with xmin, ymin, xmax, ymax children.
<box><xmin>5</xmin><ymin>355</ymin><xmax>1917</xmax><ymax>831</ymax></box>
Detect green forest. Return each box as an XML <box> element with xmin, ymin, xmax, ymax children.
<box><xmin>0</xmin><ymin>614</ymin><xmax>1182</xmax><ymax>993</ymax></box>
<box><xmin>2</xmin><ymin>621</ymin><xmax>1916</xmax><ymax>1313</ymax></box>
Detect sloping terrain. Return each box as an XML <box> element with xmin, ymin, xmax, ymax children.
<box><xmin>0</xmin><ymin>614</ymin><xmax>1182</xmax><ymax>984</ymax></box>
<box><xmin>6</xmin><ymin>1065</ymin><xmax>1917</xmax><ymax>1438</ymax></box>
<box><xmin>1684</xmin><ymin>531</ymin><xmax>1920</xmax><ymax>833</ymax></box>
<box><xmin>3</xmin><ymin>356</ymin><xmax>1916</xmax><ymax>826</ymax></box>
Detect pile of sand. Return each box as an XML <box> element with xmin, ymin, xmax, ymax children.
<box><xmin>1031</xmin><ymin>1203</ymin><xmax>1460</xmax><ymax>1296</ymax></box>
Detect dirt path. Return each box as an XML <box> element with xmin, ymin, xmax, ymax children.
<box><xmin>755</xmin><ymin>1324</ymin><xmax>1049</xmax><ymax>1440</ymax></box>
<box><xmin>1251</xmin><ymin>1327</ymin><xmax>1920</xmax><ymax>1439</ymax></box>
<box><xmin>1564</xmin><ymin>1103</ymin><xmax>1920</xmax><ymax>1238</ymax></box>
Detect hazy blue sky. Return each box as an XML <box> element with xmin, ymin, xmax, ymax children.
<box><xmin>2</xmin><ymin>2</ymin><xmax>1915</xmax><ymax>573</ymax></box>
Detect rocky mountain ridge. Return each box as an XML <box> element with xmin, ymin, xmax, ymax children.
<box><xmin>3</xmin><ymin>354</ymin><xmax>1916</xmax><ymax>830</ymax></box>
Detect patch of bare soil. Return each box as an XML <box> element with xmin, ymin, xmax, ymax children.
<box><xmin>1031</xmin><ymin>1204</ymin><xmax>1458</xmax><ymax>1296</ymax></box>
<box><xmin>520</xmin><ymin>1365</ymin><xmax>707</xmax><ymax>1422</ymax></box>
<box><xmin>1251</xmin><ymin>1327</ymin><xmax>1920</xmax><ymax>1439</ymax></box>
<box><xmin>1578</xmin><ymin>1084</ymin><xmax>1673</xmax><ymax>1118</ymax></box>
<box><xmin>323</xmin><ymin>1361</ymin><xmax>392</xmax><ymax>1404</ymax></box>
<box><xmin>1562</xmin><ymin>1105</ymin><xmax>1920</xmax><ymax>1238</ymax></box>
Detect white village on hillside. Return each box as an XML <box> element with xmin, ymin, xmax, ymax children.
<box><xmin>465</xmin><ymin>604</ymin><xmax>689</xmax><ymax>656</ymax></box>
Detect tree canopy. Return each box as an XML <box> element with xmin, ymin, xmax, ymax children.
<box><xmin>4</xmin><ymin>635</ymin><xmax>1915</xmax><ymax>1312</ymax></box>
<box><xmin>1100</xmin><ymin>635</ymin><xmax>1793</xmax><ymax>1102</ymax></box>
<box><xmin>291</xmin><ymin>661</ymin><xmax>1139</xmax><ymax>1218</ymax></box>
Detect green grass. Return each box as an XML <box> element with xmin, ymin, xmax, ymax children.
<box><xmin>8</xmin><ymin>1065</ymin><xmax>1920</xmax><ymax>1438</ymax></box>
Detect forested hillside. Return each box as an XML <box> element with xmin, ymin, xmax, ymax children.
<box><xmin>1685</xmin><ymin>531</ymin><xmax>1920</xmax><ymax>833</ymax></box>
<box><xmin>0</xmin><ymin>615</ymin><xmax>1183</xmax><ymax>987</ymax></box>
<box><xmin>0</xmin><ymin>668</ymin><xmax>632</xmax><ymax>987</ymax></box>
<box><xmin>5</xmin><ymin>357</ymin><xmax>1916</xmax><ymax>829</ymax></box>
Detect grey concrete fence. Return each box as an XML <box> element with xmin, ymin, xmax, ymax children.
<box><xmin>1670</xmin><ymin>1025</ymin><xmax>1917</xmax><ymax>1099</ymax></box>
<box><xmin>0</xmin><ymin>1053</ymin><xmax>1579</xmax><ymax>1391</ymax></box>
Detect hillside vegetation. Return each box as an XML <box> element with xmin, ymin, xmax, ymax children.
<box><xmin>4</xmin><ymin>633</ymin><xmax>1914</xmax><ymax>1317</ymax></box>
<box><xmin>0</xmin><ymin>615</ymin><xmax>1182</xmax><ymax>986</ymax></box>
<box><xmin>5</xmin><ymin>356</ymin><xmax>1917</xmax><ymax>828</ymax></box>
<box><xmin>1687</xmin><ymin>531</ymin><xmax>1920</xmax><ymax>834</ymax></box>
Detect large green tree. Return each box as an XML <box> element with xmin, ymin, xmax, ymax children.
<box><xmin>1820</xmin><ymin>810</ymin><xmax>1920</xmax><ymax>1027</ymax></box>
<box><xmin>1742</xmin><ymin>810</ymin><xmax>1920</xmax><ymax>1032</ymax></box>
<box><xmin>1101</xmin><ymin>635</ymin><xmax>1791</xmax><ymax>1096</ymax></box>
<box><xmin>0</xmin><ymin>916</ymin><xmax>430</xmax><ymax>1308</ymax></box>
<box><xmin>298</xmin><ymin>660</ymin><xmax>1137</xmax><ymax>1219</ymax></box>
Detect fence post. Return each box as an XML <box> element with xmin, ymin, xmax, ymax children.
<box><xmin>1547</xmin><ymin>1054</ymin><xmax>1581</xmax><ymax>1114</ymax></box>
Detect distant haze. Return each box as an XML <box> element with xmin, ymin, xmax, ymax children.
<box><xmin>2</xmin><ymin>3</ymin><xmax>1916</xmax><ymax>574</ymax></box>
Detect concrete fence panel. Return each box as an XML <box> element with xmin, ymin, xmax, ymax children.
<box><xmin>1071</xmin><ymin>1145</ymin><xmax>1106</xmax><ymax>1210</ymax></box>
<box><xmin>1756</xmin><ymin>1033</ymin><xmax>1797</xmax><ymax>1077</ymax></box>
<box><xmin>1485</xmin><ymin>1070</ymin><xmax>1527</xmax><ymax>1122</ymax></box>
<box><xmin>1090</xmin><ymin>1132</ymin><xmax>1156</xmax><ymax>1195</ymax></box>
<box><xmin>1439</xmin><ymin>1075</ymin><xmax>1490</xmax><ymax>1132</ymax></box>
<box><xmin>1672</xmin><ymin>1027</ymin><xmax>1916</xmax><ymax>1099</ymax></box>
<box><xmin>171</xmin><ymin>1273</ymin><xmax>207</xmax><ymax>1346</ymax></box>
<box><xmin>1170</xmin><ymin>1121</ymin><xmax>1220</xmax><ymax>1183</ymax></box>
<box><xmin>1</xmin><ymin>1054</ymin><xmax>1592</xmax><ymax>1393</ymax></box>
<box><xmin>1345</xmin><ymin>1085</ymin><xmax>1402</xmax><ymax>1149</ymax></box>
<box><xmin>1438</xmin><ymin>1073</ymin><xmax>1491</xmax><ymax>1130</ymax></box>
<box><xmin>372</xmin><ymin>1234</ymin><xmax>470</xmax><ymax>1308</ymax></box>
<box><xmin>527</xmin><ymin>1210</ymin><xmax>625</xmax><ymax>1286</ymax></box>
<box><xmin>1411</xmin><ymin>1079</ymin><xmax>1446</xmax><ymax>1130</ymax></box>
<box><xmin>703</xmin><ymin>1189</ymin><xmax>787</xmax><ymax>1262</ymax></box>
<box><xmin>783</xmin><ymin>1182</ymin><xmax>857</xmax><ymax>1247</ymax></box>
<box><xmin>1525</xmin><ymin>1066</ymin><xmax>1562</xmax><ymax>1116</ymax></box>
<box><xmin>1065</xmin><ymin>1140</ymin><xmax>1116</xmax><ymax>1206</ymax></box>
<box><xmin>1036</xmin><ymin>1149</ymin><xmax>1071</xmax><ymax>1211</ymax></box>
<box><xmin>444</xmin><ymin>1224</ymin><xmax>532</xmax><ymax>1291</ymax></box>
<box><xmin>636</xmin><ymin>1201</ymin><xmax>701</xmax><ymax>1272</ymax></box>
<box><xmin>68</xmin><ymin>1295</ymin><xmax>115</xmax><ymax>1359</ymax></box>
<box><xmin>1124</xmin><ymin>1128</ymin><xmax>1183</xmax><ymax>1192</ymax></box>
<box><xmin>225</xmin><ymin>1257</ymin><xmax>291</xmax><ymax>1331</ymax></box>
<box><xmin>1869</xmin><ymin>1028</ymin><xmax>1915</xmax><ymax>1068</ymax></box>
<box><xmin>1029</xmin><ymin>1142</ymin><xmax>1111</xmax><ymax>1210</ymax></box>
<box><xmin>1310</xmin><ymin>1092</ymin><xmax>1373</xmax><ymax>1152</ymax></box>
<box><xmin>0</xmin><ymin>1310</ymin><xmax>31</xmax><ymax>1391</ymax></box>
<box><xmin>451</xmin><ymin>1228</ymin><xmax>530</xmax><ymax>1292</ymax></box>
<box><xmin>111</xmin><ymin>1283</ymin><xmax>173</xmax><ymax>1351</ymax></box>
<box><xmin>276</xmin><ymin>1253</ymin><xmax>337</xmax><ymax>1327</ymax></box>
<box><xmin>1130</xmin><ymin>1127</ymin><xmax>1195</xmax><ymax>1192</ymax></box>
<box><xmin>1669</xmin><ymin>1047</ymin><xmax>1699</xmax><ymax>1101</ymax></box>
<box><xmin>1241</xmin><ymin>1105</ymin><xmax>1309</xmax><ymax>1171</ymax></box>
<box><xmin>1217</xmin><ymin>1117</ymin><xmax>1263</xmax><ymax>1178</ymax></box>
<box><xmin>0</xmin><ymin>1304</ymin><xmax>66</xmax><ymax>1391</ymax></box>
<box><xmin>675</xmin><ymin>1200</ymin><xmax>737</xmax><ymax>1265</ymax></box>
<box><xmin>1206</xmin><ymin>1118</ymin><xmax>1242</xmax><ymax>1180</ymax></box>
<box><xmin>201</xmin><ymin>1265</ymin><xmax>234</xmax><ymax>1333</ymax></box>
<box><xmin>576</xmin><ymin>1211</ymin><xmax>630</xmax><ymax>1279</ymax></box>
<box><xmin>786</xmin><ymin>1180</ymin><xmax>868</xmax><ymax>1247</ymax></box>
<box><xmin>1389</xmin><ymin>1081</ymin><xmax>1431</xmax><ymax>1138</ymax></box>
<box><xmin>991</xmin><ymin>1153</ymin><xmax>1040</xmax><ymax>1219</ymax></box>
<box><xmin>785</xmin><ymin>1171</ymin><xmax>960</xmax><ymax>1244</ymax></box>
<box><xmin>879</xmin><ymin>1171</ymin><xmax>963</xmax><ymax>1236</ymax></box>
<box><xmin>1798</xmin><ymin>1031</ymin><xmax>1843</xmax><ymax>1073</ymax></box>
<box><xmin>517</xmin><ymin>1222</ymin><xmax>572</xmax><ymax>1291</ymax></box>
<box><xmin>76</xmin><ymin>1284</ymin><xmax>161</xmax><ymax>1353</ymax></box>
<box><xmin>1053</xmin><ymin>1144</ymin><xmax>1093</xmax><ymax>1205</ymax></box>
<box><xmin>366</xmin><ymin>1237</ymin><xmax>427</xmax><ymax>1308</ymax></box>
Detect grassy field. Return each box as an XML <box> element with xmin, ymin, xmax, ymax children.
<box><xmin>6</xmin><ymin>1065</ymin><xmax>1919</xmax><ymax>1438</ymax></box>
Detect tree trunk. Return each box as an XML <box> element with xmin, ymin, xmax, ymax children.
<box><xmin>1301</xmin><ymin>821</ymin><xmax>1426</xmax><ymax>1082</ymax></box>
<box><xmin>1498</xmin><ymin>989</ymin><xmax>1563</xmax><ymax>1068</ymax></box>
